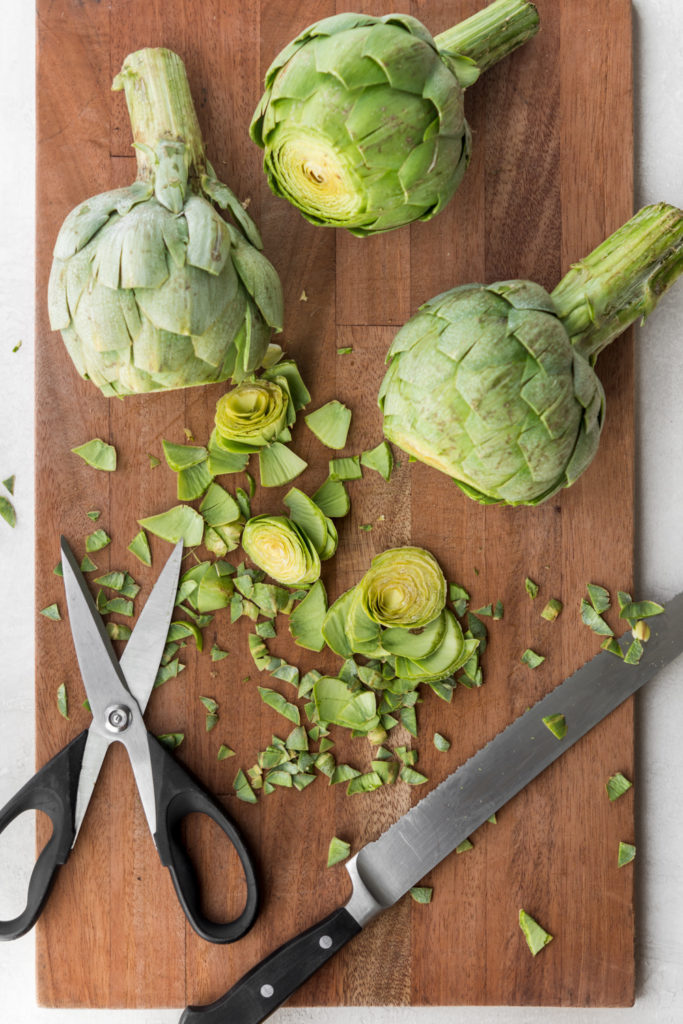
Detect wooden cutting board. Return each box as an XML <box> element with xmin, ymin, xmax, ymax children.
<box><xmin>35</xmin><ymin>0</ymin><xmax>635</xmax><ymax>1009</ymax></box>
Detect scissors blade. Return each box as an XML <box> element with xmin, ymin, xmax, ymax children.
<box><xmin>61</xmin><ymin>538</ymin><xmax>132</xmax><ymax>719</ymax></box>
<box><xmin>119</xmin><ymin>540</ymin><xmax>183</xmax><ymax>712</ymax></box>
<box><xmin>72</xmin><ymin>729</ymin><xmax>110</xmax><ymax>845</ymax></box>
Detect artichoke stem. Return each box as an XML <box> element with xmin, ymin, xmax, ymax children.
<box><xmin>551</xmin><ymin>203</ymin><xmax>683</xmax><ymax>361</ymax></box>
<box><xmin>435</xmin><ymin>0</ymin><xmax>539</xmax><ymax>81</ymax></box>
<box><xmin>112</xmin><ymin>47</ymin><xmax>206</xmax><ymax>183</ymax></box>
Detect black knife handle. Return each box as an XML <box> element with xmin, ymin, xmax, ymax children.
<box><xmin>179</xmin><ymin>906</ymin><xmax>362</xmax><ymax>1024</ymax></box>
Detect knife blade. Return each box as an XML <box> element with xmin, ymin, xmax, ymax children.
<box><xmin>180</xmin><ymin>590</ymin><xmax>683</xmax><ymax>1024</ymax></box>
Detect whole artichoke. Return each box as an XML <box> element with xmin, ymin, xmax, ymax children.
<box><xmin>250</xmin><ymin>0</ymin><xmax>539</xmax><ymax>235</ymax></box>
<box><xmin>380</xmin><ymin>204</ymin><xmax>683</xmax><ymax>505</ymax></box>
<box><xmin>48</xmin><ymin>48</ymin><xmax>284</xmax><ymax>397</ymax></box>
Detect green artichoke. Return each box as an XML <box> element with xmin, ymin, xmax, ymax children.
<box><xmin>250</xmin><ymin>0</ymin><xmax>539</xmax><ymax>235</ymax></box>
<box><xmin>322</xmin><ymin>546</ymin><xmax>475</xmax><ymax>684</ymax></box>
<box><xmin>242</xmin><ymin>515</ymin><xmax>321</xmax><ymax>586</ymax></box>
<box><xmin>211</xmin><ymin>359</ymin><xmax>311</xmax><ymax>486</ymax></box>
<box><xmin>380</xmin><ymin>203</ymin><xmax>683</xmax><ymax>505</ymax></box>
<box><xmin>48</xmin><ymin>48</ymin><xmax>284</xmax><ymax>397</ymax></box>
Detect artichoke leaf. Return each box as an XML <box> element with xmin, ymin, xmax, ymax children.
<box><xmin>138</xmin><ymin>504</ymin><xmax>204</xmax><ymax>546</ymax></box>
<box><xmin>289</xmin><ymin>580</ymin><xmax>328</xmax><ymax>652</ymax></box>
<box><xmin>259</xmin><ymin>442</ymin><xmax>308</xmax><ymax>487</ymax></box>
<box><xmin>313</xmin><ymin>675</ymin><xmax>379</xmax><ymax>734</ymax></box>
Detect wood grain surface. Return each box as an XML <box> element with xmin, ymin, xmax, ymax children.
<box><xmin>35</xmin><ymin>0</ymin><xmax>635</xmax><ymax>1008</ymax></box>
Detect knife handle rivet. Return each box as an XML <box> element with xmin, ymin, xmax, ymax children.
<box><xmin>260</xmin><ymin>984</ymin><xmax>274</xmax><ymax>999</ymax></box>
<box><xmin>319</xmin><ymin>935</ymin><xmax>333</xmax><ymax>949</ymax></box>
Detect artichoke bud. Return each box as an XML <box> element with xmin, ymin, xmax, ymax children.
<box><xmin>242</xmin><ymin>515</ymin><xmax>321</xmax><ymax>587</ymax></box>
<box><xmin>359</xmin><ymin>547</ymin><xmax>447</xmax><ymax>628</ymax></box>
<box><xmin>250</xmin><ymin>1</ymin><xmax>539</xmax><ymax>235</ymax></box>
<box><xmin>48</xmin><ymin>47</ymin><xmax>284</xmax><ymax>397</ymax></box>
<box><xmin>381</xmin><ymin>203</ymin><xmax>683</xmax><ymax>506</ymax></box>
<box><xmin>215</xmin><ymin>379</ymin><xmax>290</xmax><ymax>452</ymax></box>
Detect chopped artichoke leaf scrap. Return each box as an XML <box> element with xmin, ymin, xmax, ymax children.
<box><xmin>541</xmin><ymin>598</ymin><xmax>563</xmax><ymax>622</ymax></box>
<box><xmin>71</xmin><ymin>438</ymin><xmax>117</xmax><ymax>471</ymax></box>
<box><xmin>305</xmin><ymin>400</ymin><xmax>352</xmax><ymax>450</ymax></box>
<box><xmin>360</xmin><ymin>441</ymin><xmax>393</xmax><ymax>481</ymax></box>
<box><xmin>162</xmin><ymin>439</ymin><xmax>208</xmax><ymax>472</ymax></box>
<box><xmin>521</xmin><ymin>648</ymin><xmax>545</xmax><ymax>669</ymax></box>
<box><xmin>289</xmin><ymin>579</ymin><xmax>328</xmax><ymax>651</ymax></box>
<box><xmin>86</xmin><ymin>510</ymin><xmax>101</xmax><ymax>521</ymax></box>
<box><xmin>617</xmin><ymin>841</ymin><xmax>636</xmax><ymax>867</ymax></box>
<box><xmin>519</xmin><ymin>909</ymin><xmax>553</xmax><ymax>955</ymax></box>
<box><xmin>2</xmin><ymin>475</ymin><xmax>15</xmax><ymax>494</ymax></box>
<box><xmin>580</xmin><ymin>598</ymin><xmax>613</xmax><ymax>636</ymax></box>
<box><xmin>311</xmin><ymin>477</ymin><xmax>350</xmax><ymax>518</ymax></box>
<box><xmin>0</xmin><ymin>496</ymin><xmax>16</xmax><ymax>529</ymax></box>
<box><xmin>606</xmin><ymin>772</ymin><xmax>632</xmax><ymax>801</ymax></box>
<box><xmin>139</xmin><ymin>504</ymin><xmax>204</xmax><ymax>546</ymax></box>
<box><xmin>624</xmin><ymin>638</ymin><xmax>644</xmax><ymax>665</ymax></box>
<box><xmin>258</xmin><ymin>686</ymin><xmax>301</xmax><ymax>724</ymax></box>
<box><xmin>586</xmin><ymin>582</ymin><xmax>611</xmax><ymax>614</ymax></box>
<box><xmin>525</xmin><ymin>577</ymin><xmax>539</xmax><ymax>599</ymax></box>
<box><xmin>128</xmin><ymin>529</ymin><xmax>152</xmax><ymax>566</ymax></box>
<box><xmin>601</xmin><ymin>636</ymin><xmax>624</xmax><ymax>658</ymax></box>
<box><xmin>620</xmin><ymin>599</ymin><xmax>665</xmax><ymax>621</ymax></box>
<box><xmin>329</xmin><ymin>455</ymin><xmax>362</xmax><ymax>481</ymax></box>
<box><xmin>259</xmin><ymin>442</ymin><xmax>307</xmax><ymax>487</ymax></box>
<box><xmin>157</xmin><ymin>732</ymin><xmax>184</xmax><ymax>751</ymax></box>
<box><xmin>218</xmin><ymin>744</ymin><xmax>236</xmax><ymax>760</ymax></box>
<box><xmin>410</xmin><ymin>887</ymin><xmax>433</xmax><ymax>904</ymax></box>
<box><xmin>40</xmin><ymin>603</ymin><xmax>62</xmax><ymax>621</ymax></box>
<box><xmin>85</xmin><ymin>528</ymin><xmax>111</xmax><ymax>552</ymax></box>
<box><xmin>234</xmin><ymin>768</ymin><xmax>259</xmax><ymax>804</ymax></box>
<box><xmin>327</xmin><ymin>836</ymin><xmax>351</xmax><ymax>867</ymax></box>
<box><xmin>455</xmin><ymin>838</ymin><xmax>473</xmax><ymax>854</ymax></box>
<box><xmin>433</xmin><ymin>732</ymin><xmax>451</xmax><ymax>752</ymax></box>
<box><xmin>542</xmin><ymin>713</ymin><xmax>567</xmax><ymax>739</ymax></box>
<box><xmin>80</xmin><ymin>554</ymin><xmax>97</xmax><ymax>572</ymax></box>
<box><xmin>57</xmin><ymin>683</ymin><xmax>69</xmax><ymax>720</ymax></box>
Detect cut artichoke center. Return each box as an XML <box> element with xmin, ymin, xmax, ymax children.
<box><xmin>272</xmin><ymin>132</ymin><xmax>362</xmax><ymax>222</ymax></box>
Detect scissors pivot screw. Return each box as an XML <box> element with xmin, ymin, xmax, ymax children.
<box><xmin>105</xmin><ymin>704</ymin><xmax>132</xmax><ymax>734</ymax></box>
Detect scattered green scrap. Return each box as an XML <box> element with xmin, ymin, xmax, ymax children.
<box><xmin>542</xmin><ymin>713</ymin><xmax>567</xmax><ymax>740</ymax></box>
<box><xmin>40</xmin><ymin>603</ymin><xmax>61</xmax><ymax>621</ymax></box>
<box><xmin>57</xmin><ymin>683</ymin><xmax>68</xmax><ymax>720</ymax></box>
<box><xmin>157</xmin><ymin>733</ymin><xmax>184</xmax><ymax>751</ymax></box>
<box><xmin>71</xmin><ymin>438</ymin><xmax>117</xmax><ymax>471</ymax></box>
<box><xmin>606</xmin><ymin>772</ymin><xmax>632</xmax><ymax>802</ymax></box>
<box><xmin>618</xmin><ymin>842</ymin><xmax>636</xmax><ymax>867</ymax></box>
<box><xmin>0</xmin><ymin>496</ymin><xmax>16</xmax><ymax>528</ymax></box>
<box><xmin>360</xmin><ymin>441</ymin><xmax>393</xmax><ymax>481</ymax></box>
<box><xmin>519</xmin><ymin>909</ymin><xmax>553</xmax><ymax>955</ymax></box>
<box><xmin>541</xmin><ymin>598</ymin><xmax>563</xmax><ymax>622</ymax></box>
<box><xmin>409</xmin><ymin>887</ymin><xmax>433</xmax><ymax>904</ymax></box>
<box><xmin>327</xmin><ymin>836</ymin><xmax>351</xmax><ymax>867</ymax></box>
<box><xmin>586</xmin><ymin>583</ymin><xmax>610</xmax><ymax>614</ymax></box>
<box><xmin>525</xmin><ymin>577</ymin><xmax>539</xmax><ymax>599</ymax></box>
<box><xmin>305</xmin><ymin>400</ymin><xmax>352</xmax><ymax>450</ymax></box>
<box><xmin>521</xmin><ymin>648</ymin><xmax>545</xmax><ymax>669</ymax></box>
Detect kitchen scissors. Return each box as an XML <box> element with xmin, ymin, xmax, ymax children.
<box><xmin>0</xmin><ymin>537</ymin><xmax>258</xmax><ymax>943</ymax></box>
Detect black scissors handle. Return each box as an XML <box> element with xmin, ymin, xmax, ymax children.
<box><xmin>148</xmin><ymin>735</ymin><xmax>259</xmax><ymax>944</ymax></box>
<box><xmin>0</xmin><ymin>730</ymin><xmax>88</xmax><ymax>941</ymax></box>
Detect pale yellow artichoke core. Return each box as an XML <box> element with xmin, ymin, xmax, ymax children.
<box><xmin>215</xmin><ymin>379</ymin><xmax>287</xmax><ymax>444</ymax></box>
<box><xmin>272</xmin><ymin>132</ymin><xmax>362</xmax><ymax>221</ymax></box>
<box><xmin>243</xmin><ymin>517</ymin><xmax>319</xmax><ymax>586</ymax></box>
<box><xmin>360</xmin><ymin>546</ymin><xmax>446</xmax><ymax>628</ymax></box>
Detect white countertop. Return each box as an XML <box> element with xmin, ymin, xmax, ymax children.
<box><xmin>1</xmin><ymin>2</ymin><xmax>682</xmax><ymax>1021</ymax></box>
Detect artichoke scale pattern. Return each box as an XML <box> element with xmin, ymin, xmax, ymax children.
<box><xmin>251</xmin><ymin>13</ymin><xmax>471</xmax><ymax>236</ymax></box>
<box><xmin>48</xmin><ymin>48</ymin><xmax>284</xmax><ymax>397</ymax></box>
<box><xmin>380</xmin><ymin>281</ymin><xmax>604</xmax><ymax>505</ymax></box>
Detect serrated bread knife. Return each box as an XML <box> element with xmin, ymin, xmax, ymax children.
<box><xmin>181</xmin><ymin>591</ymin><xmax>683</xmax><ymax>1024</ymax></box>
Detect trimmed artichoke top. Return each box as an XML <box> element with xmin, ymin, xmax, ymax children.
<box><xmin>250</xmin><ymin>0</ymin><xmax>539</xmax><ymax>236</ymax></box>
<box><xmin>380</xmin><ymin>204</ymin><xmax>683</xmax><ymax>505</ymax></box>
<box><xmin>48</xmin><ymin>48</ymin><xmax>284</xmax><ymax>397</ymax></box>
